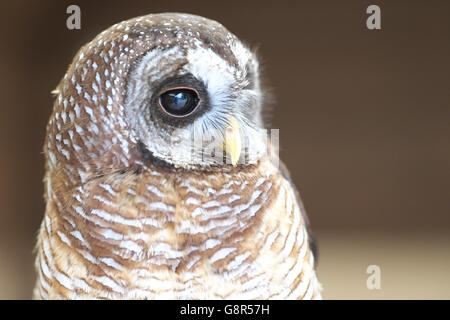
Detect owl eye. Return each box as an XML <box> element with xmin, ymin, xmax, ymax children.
<box><xmin>158</xmin><ymin>87</ymin><xmax>200</xmax><ymax>117</ymax></box>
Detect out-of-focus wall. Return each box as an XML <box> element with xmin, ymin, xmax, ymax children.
<box><xmin>0</xmin><ymin>0</ymin><xmax>448</xmax><ymax>299</ymax></box>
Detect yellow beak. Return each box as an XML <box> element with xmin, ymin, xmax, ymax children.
<box><xmin>224</xmin><ymin>116</ymin><xmax>242</xmax><ymax>166</ymax></box>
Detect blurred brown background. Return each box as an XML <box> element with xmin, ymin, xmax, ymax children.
<box><xmin>0</xmin><ymin>0</ymin><xmax>448</xmax><ymax>299</ymax></box>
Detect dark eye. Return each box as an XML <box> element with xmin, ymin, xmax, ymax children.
<box><xmin>158</xmin><ymin>88</ymin><xmax>200</xmax><ymax>117</ymax></box>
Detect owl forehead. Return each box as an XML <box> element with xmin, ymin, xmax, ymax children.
<box><xmin>128</xmin><ymin>13</ymin><xmax>251</xmax><ymax>69</ymax></box>
<box><xmin>75</xmin><ymin>13</ymin><xmax>252</xmax><ymax>79</ymax></box>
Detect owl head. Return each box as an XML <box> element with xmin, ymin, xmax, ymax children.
<box><xmin>47</xmin><ymin>13</ymin><xmax>270</xmax><ymax>182</ymax></box>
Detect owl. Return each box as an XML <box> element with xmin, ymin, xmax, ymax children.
<box><xmin>34</xmin><ymin>13</ymin><xmax>322</xmax><ymax>299</ymax></box>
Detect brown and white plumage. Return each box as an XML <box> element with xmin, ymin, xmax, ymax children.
<box><xmin>34</xmin><ymin>13</ymin><xmax>321</xmax><ymax>299</ymax></box>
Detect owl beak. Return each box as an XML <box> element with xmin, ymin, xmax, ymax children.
<box><xmin>224</xmin><ymin>116</ymin><xmax>242</xmax><ymax>166</ymax></box>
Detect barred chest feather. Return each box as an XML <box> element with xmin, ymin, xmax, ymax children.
<box><xmin>34</xmin><ymin>157</ymin><xmax>321</xmax><ymax>299</ymax></box>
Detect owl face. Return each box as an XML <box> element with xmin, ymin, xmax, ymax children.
<box><xmin>47</xmin><ymin>13</ymin><xmax>270</xmax><ymax>183</ymax></box>
<box><xmin>124</xmin><ymin>14</ymin><xmax>266</xmax><ymax>169</ymax></box>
